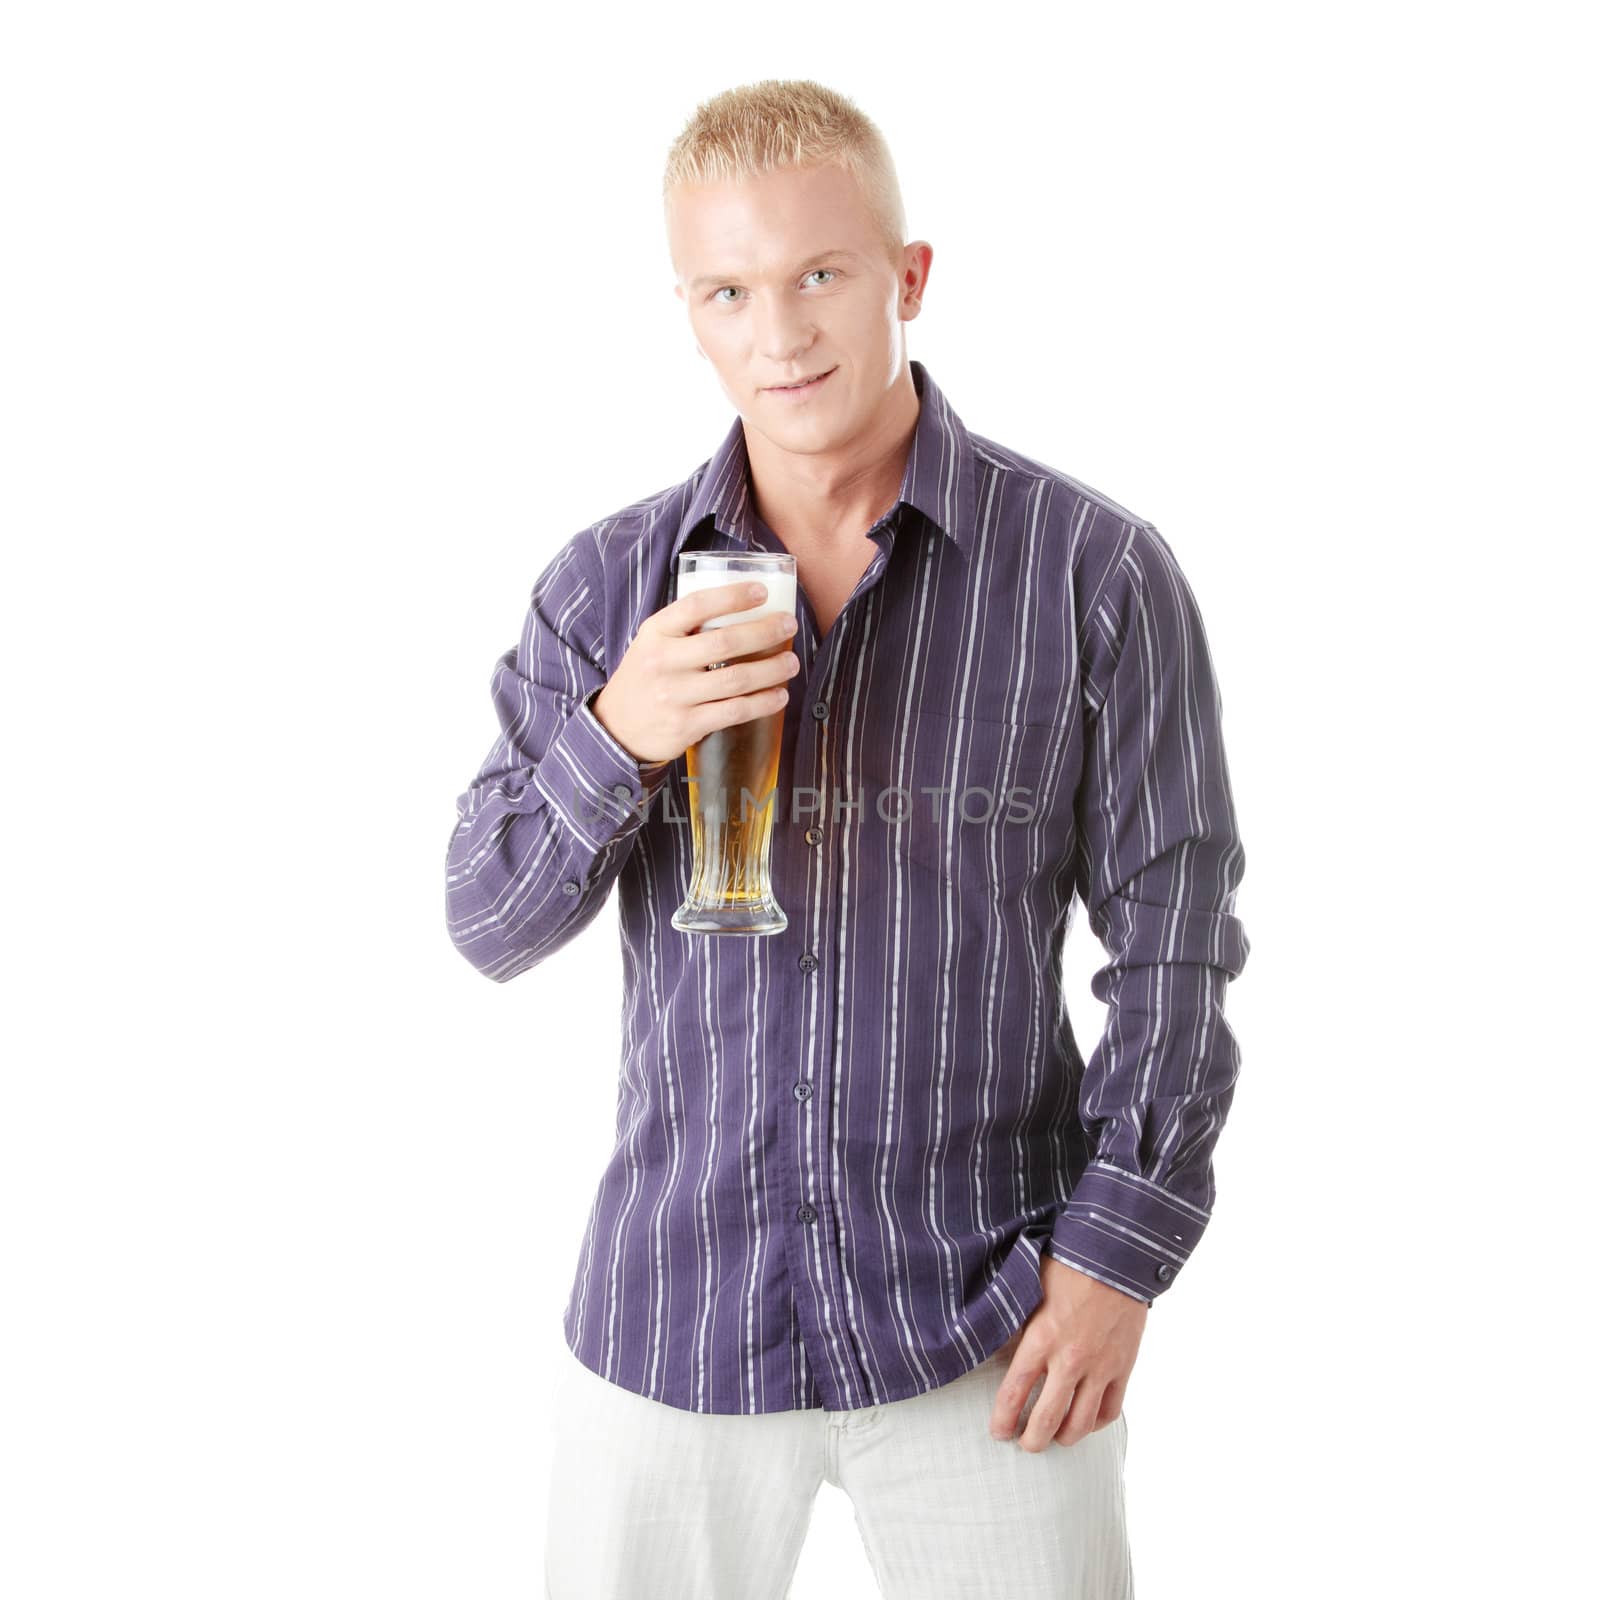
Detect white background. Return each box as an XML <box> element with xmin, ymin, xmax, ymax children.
<box><xmin>4</xmin><ymin>3</ymin><xmax>1594</xmax><ymax>1595</ymax></box>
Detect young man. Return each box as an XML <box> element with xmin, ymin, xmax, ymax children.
<box><xmin>447</xmin><ymin>79</ymin><xmax>1249</xmax><ymax>1599</ymax></box>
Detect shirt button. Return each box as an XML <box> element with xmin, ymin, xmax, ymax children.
<box><xmin>810</xmin><ymin>700</ymin><xmax>828</xmax><ymax>720</ymax></box>
<box><xmin>1155</xmin><ymin>1263</ymin><xmax>1175</xmax><ymax>1282</ymax></box>
<box><xmin>798</xmin><ymin>953</ymin><xmax>819</xmax><ymax>973</ymax></box>
<box><xmin>792</xmin><ymin>1081</ymin><xmax>812</xmax><ymax>1101</ymax></box>
<box><xmin>561</xmin><ymin>879</ymin><xmax>581</xmax><ymax>896</ymax></box>
<box><xmin>804</xmin><ymin>826</ymin><xmax>823</xmax><ymax>845</ymax></box>
<box><xmin>796</xmin><ymin>1203</ymin><xmax>817</xmax><ymax>1223</ymax></box>
<box><xmin>612</xmin><ymin>782</ymin><xmax>634</xmax><ymax>800</ymax></box>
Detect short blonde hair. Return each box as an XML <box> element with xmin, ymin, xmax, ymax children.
<box><xmin>662</xmin><ymin>79</ymin><xmax>907</xmax><ymax>265</ymax></box>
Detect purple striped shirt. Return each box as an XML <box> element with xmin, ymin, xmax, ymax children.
<box><xmin>446</xmin><ymin>359</ymin><xmax>1249</xmax><ymax>1414</ymax></box>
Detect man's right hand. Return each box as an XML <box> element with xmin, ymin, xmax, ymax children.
<box><xmin>590</xmin><ymin>580</ymin><xmax>800</xmax><ymax>767</ymax></box>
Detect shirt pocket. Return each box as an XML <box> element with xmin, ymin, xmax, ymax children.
<box><xmin>861</xmin><ymin>710</ymin><xmax>1055</xmax><ymax>892</ymax></box>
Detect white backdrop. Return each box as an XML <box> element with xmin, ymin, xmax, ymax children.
<box><xmin>4</xmin><ymin>3</ymin><xmax>1593</xmax><ymax>1595</ymax></box>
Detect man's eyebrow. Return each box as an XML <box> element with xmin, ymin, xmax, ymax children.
<box><xmin>689</xmin><ymin>250</ymin><xmax>864</xmax><ymax>292</ymax></box>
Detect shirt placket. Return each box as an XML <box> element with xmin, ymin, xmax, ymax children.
<box><xmin>769</xmin><ymin>516</ymin><xmax>900</xmax><ymax>1411</ymax></box>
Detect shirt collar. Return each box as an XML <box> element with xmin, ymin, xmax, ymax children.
<box><xmin>669</xmin><ymin>358</ymin><xmax>979</xmax><ymax>565</ymax></box>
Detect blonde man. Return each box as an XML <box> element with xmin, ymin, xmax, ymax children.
<box><xmin>448</xmin><ymin>77</ymin><xmax>1249</xmax><ymax>1600</ymax></box>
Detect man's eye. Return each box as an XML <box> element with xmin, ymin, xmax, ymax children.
<box><xmin>710</xmin><ymin>269</ymin><xmax>837</xmax><ymax>305</ymax></box>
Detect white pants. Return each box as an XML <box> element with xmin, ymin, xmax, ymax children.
<box><xmin>543</xmin><ymin>1340</ymin><xmax>1133</xmax><ymax>1599</ymax></box>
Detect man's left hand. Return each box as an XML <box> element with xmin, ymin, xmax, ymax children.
<box><xmin>987</xmin><ymin>1255</ymin><xmax>1148</xmax><ymax>1451</ymax></box>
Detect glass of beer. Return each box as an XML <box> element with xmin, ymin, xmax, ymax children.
<box><xmin>670</xmin><ymin>550</ymin><xmax>797</xmax><ymax>936</ymax></box>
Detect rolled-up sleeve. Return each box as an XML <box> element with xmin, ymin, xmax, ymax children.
<box><xmin>445</xmin><ymin>533</ymin><xmax>671</xmax><ymax>982</ymax></box>
<box><xmin>1045</xmin><ymin>520</ymin><xmax>1250</xmax><ymax>1304</ymax></box>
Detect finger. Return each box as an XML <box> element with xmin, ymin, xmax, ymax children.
<box><xmin>1053</xmin><ymin>1381</ymin><xmax>1110</xmax><ymax>1449</ymax></box>
<box><xmin>681</xmin><ymin>609</ymin><xmax>797</xmax><ymax>670</ymax></box>
<box><xmin>1018</xmin><ymin>1367</ymin><xmax>1078</xmax><ymax>1454</ymax></box>
<box><xmin>988</xmin><ymin>1347</ymin><xmax>1046</xmax><ymax>1442</ymax></box>
<box><xmin>653</xmin><ymin>580</ymin><xmax>773</xmax><ymax>638</ymax></box>
<box><xmin>682</xmin><ymin>649</ymin><xmax>798</xmax><ymax>709</ymax></box>
<box><xmin>1094</xmin><ymin>1378</ymin><xmax>1126</xmax><ymax>1432</ymax></box>
<box><xmin>683</xmin><ymin>683</ymin><xmax>791</xmax><ymax>743</ymax></box>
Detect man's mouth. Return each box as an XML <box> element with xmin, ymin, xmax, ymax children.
<box><xmin>765</xmin><ymin>366</ymin><xmax>837</xmax><ymax>394</ymax></box>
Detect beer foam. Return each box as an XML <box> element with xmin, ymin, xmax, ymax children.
<box><xmin>676</xmin><ymin>566</ymin><xmax>797</xmax><ymax>630</ymax></box>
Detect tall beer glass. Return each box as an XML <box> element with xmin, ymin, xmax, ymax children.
<box><xmin>670</xmin><ymin>551</ymin><xmax>797</xmax><ymax>936</ymax></box>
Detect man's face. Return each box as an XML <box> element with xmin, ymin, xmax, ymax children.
<box><xmin>668</xmin><ymin>162</ymin><xmax>923</xmax><ymax>455</ymax></box>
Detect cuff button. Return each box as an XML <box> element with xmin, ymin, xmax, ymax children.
<box><xmin>1155</xmin><ymin>1263</ymin><xmax>1175</xmax><ymax>1282</ymax></box>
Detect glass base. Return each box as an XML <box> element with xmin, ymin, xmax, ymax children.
<box><xmin>671</xmin><ymin>899</ymin><xmax>788</xmax><ymax>936</ymax></box>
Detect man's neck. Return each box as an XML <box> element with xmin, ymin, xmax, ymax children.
<box><xmin>746</xmin><ymin>375</ymin><xmax>919</xmax><ymax>549</ymax></box>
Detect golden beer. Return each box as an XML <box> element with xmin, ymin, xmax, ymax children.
<box><xmin>671</xmin><ymin>551</ymin><xmax>797</xmax><ymax>935</ymax></box>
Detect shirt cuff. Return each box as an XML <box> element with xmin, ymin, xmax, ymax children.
<box><xmin>530</xmin><ymin>686</ymin><xmax>673</xmax><ymax>854</ymax></box>
<box><xmin>1042</xmin><ymin>1160</ymin><xmax>1212</xmax><ymax>1306</ymax></box>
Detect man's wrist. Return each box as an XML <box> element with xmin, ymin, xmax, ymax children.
<box><xmin>582</xmin><ymin>687</ymin><xmax>673</xmax><ymax>779</ymax></box>
<box><xmin>1045</xmin><ymin>1160</ymin><xmax>1212</xmax><ymax>1305</ymax></box>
